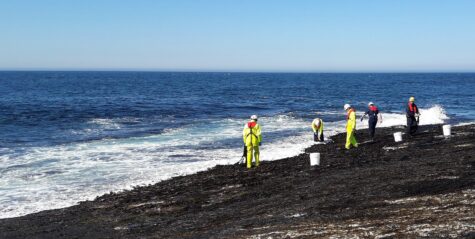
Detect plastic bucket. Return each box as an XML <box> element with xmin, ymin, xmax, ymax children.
<box><xmin>443</xmin><ymin>125</ymin><xmax>451</xmax><ymax>136</ymax></box>
<box><xmin>393</xmin><ymin>132</ymin><xmax>403</xmax><ymax>142</ymax></box>
<box><xmin>310</xmin><ymin>153</ymin><xmax>320</xmax><ymax>166</ymax></box>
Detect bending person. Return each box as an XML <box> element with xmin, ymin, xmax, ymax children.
<box><xmin>242</xmin><ymin>115</ymin><xmax>262</xmax><ymax>169</ymax></box>
<box><xmin>311</xmin><ymin>117</ymin><xmax>324</xmax><ymax>142</ymax></box>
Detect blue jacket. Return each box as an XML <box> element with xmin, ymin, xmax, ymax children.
<box><xmin>364</xmin><ymin>106</ymin><xmax>379</xmax><ymax>121</ymax></box>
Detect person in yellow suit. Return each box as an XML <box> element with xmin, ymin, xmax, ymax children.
<box><xmin>344</xmin><ymin>104</ymin><xmax>358</xmax><ymax>149</ymax></box>
<box><xmin>242</xmin><ymin>115</ymin><xmax>262</xmax><ymax>169</ymax></box>
<box><xmin>311</xmin><ymin>117</ymin><xmax>324</xmax><ymax>142</ymax></box>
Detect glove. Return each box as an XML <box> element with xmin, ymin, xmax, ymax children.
<box><xmin>259</xmin><ymin>142</ymin><xmax>262</xmax><ymax>146</ymax></box>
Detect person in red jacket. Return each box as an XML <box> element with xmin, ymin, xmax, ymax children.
<box><xmin>360</xmin><ymin>102</ymin><xmax>382</xmax><ymax>141</ymax></box>
<box><xmin>406</xmin><ymin>96</ymin><xmax>420</xmax><ymax>136</ymax></box>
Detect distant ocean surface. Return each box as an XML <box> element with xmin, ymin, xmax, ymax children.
<box><xmin>1</xmin><ymin>72</ymin><xmax>474</xmax><ymax>218</ymax></box>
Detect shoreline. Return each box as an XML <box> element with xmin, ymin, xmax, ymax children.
<box><xmin>1</xmin><ymin>124</ymin><xmax>475</xmax><ymax>238</ymax></box>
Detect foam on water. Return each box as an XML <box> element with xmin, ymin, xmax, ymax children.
<box><xmin>455</xmin><ymin>121</ymin><xmax>475</xmax><ymax>126</ymax></box>
<box><xmin>0</xmin><ymin>106</ymin><xmax>449</xmax><ymax>218</ymax></box>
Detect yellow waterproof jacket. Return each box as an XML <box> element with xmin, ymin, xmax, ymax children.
<box><xmin>242</xmin><ymin>121</ymin><xmax>262</xmax><ymax>146</ymax></box>
<box><xmin>346</xmin><ymin>109</ymin><xmax>356</xmax><ymax>132</ymax></box>
<box><xmin>311</xmin><ymin>118</ymin><xmax>324</xmax><ymax>134</ymax></box>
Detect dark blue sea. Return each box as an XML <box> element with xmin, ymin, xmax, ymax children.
<box><xmin>1</xmin><ymin>71</ymin><xmax>474</xmax><ymax>218</ymax></box>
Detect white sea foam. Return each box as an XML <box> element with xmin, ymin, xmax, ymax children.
<box><xmin>0</xmin><ymin>106</ymin><xmax>449</xmax><ymax>218</ymax></box>
<box><xmin>88</xmin><ymin>118</ymin><xmax>122</xmax><ymax>129</ymax></box>
<box><xmin>455</xmin><ymin>121</ymin><xmax>475</xmax><ymax>126</ymax></box>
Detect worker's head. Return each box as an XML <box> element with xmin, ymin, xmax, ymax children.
<box><xmin>368</xmin><ymin>102</ymin><xmax>374</xmax><ymax>106</ymax></box>
<box><xmin>250</xmin><ymin>115</ymin><xmax>258</xmax><ymax>121</ymax></box>
<box><xmin>344</xmin><ymin>104</ymin><xmax>351</xmax><ymax>111</ymax></box>
<box><xmin>409</xmin><ymin>96</ymin><xmax>415</xmax><ymax>102</ymax></box>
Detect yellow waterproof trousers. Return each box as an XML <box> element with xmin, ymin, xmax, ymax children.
<box><xmin>345</xmin><ymin>130</ymin><xmax>358</xmax><ymax>149</ymax></box>
<box><xmin>246</xmin><ymin>146</ymin><xmax>260</xmax><ymax>168</ymax></box>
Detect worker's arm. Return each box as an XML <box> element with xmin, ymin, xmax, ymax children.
<box><xmin>360</xmin><ymin>111</ymin><xmax>369</xmax><ymax>121</ymax></box>
<box><xmin>242</xmin><ymin>127</ymin><xmax>247</xmax><ymax>143</ymax></box>
<box><xmin>311</xmin><ymin>122</ymin><xmax>317</xmax><ymax>133</ymax></box>
<box><xmin>256</xmin><ymin>124</ymin><xmax>262</xmax><ymax>143</ymax></box>
<box><xmin>318</xmin><ymin>121</ymin><xmax>324</xmax><ymax>134</ymax></box>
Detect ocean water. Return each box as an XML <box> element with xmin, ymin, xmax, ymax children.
<box><xmin>0</xmin><ymin>72</ymin><xmax>474</xmax><ymax>218</ymax></box>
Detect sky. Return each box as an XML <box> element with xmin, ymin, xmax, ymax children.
<box><xmin>0</xmin><ymin>0</ymin><xmax>474</xmax><ymax>72</ymax></box>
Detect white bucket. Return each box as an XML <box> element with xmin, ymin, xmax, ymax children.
<box><xmin>310</xmin><ymin>153</ymin><xmax>320</xmax><ymax>166</ymax></box>
<box><xmin>443</xmin><ymin>125</ymin><xmax>451</xmax><ymax>136</ymax></box>
<box><xmin>393</xmin><ymin>132</ymin><xmax>403</xmax><ymax>142</ymax></box>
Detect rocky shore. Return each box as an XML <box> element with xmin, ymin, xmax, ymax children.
<box><xmin>1</xmin><ymin>124</ymin><xmax>474</xmax><ymax>238</ymax></box>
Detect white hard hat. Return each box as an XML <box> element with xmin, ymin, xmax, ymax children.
<box><xmin>344</xmin><ymin>104</ymin><xmax>351</xmax><ymax>110</ymax></box>
<box><xmin>368</xmin><ymin>102</ymin><xmax>374</xmax><ymax>106</ymax></box>
<box><xmin>250</xmin><ymin>115</ymin><xmax>258</xmax><ymax>120</ymax></box>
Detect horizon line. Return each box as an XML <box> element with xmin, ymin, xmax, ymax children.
<box><xmin>1</xmin><ymin>68</ymin><xmax>475</xmax><ymax>74</ymax></box>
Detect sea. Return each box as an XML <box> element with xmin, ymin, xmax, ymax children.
<box><xmin>0</xmin><ymin>72</ymin><xmax>474</xmax><ymax>218</ymax></box>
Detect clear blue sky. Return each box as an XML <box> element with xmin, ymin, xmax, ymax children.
<box><xmin>1</xmin><ymin>0</ymin><xmax>474</xmax><ymax>72</ymax></box>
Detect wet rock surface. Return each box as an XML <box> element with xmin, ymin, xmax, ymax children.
<box><xmin>1</xmin><ymin>125</ymin><xmax>475</xmax><ymax>238</ymax></box>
